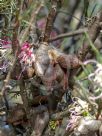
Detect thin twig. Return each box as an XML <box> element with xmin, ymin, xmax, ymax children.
<box><xmin>42</xmin><ymin>0</ymin><xmax>62</xmax><ymax>42</ymax></box>
<box><xmin>77</xmin><ymin>11</ymin><xmax>102</xmax><ymax>61</ymax></box>
<box><xmin>50</xmin><ymin>108</ymin><xmax>70</xmax><ymax>120</ymax></box>
<box><xmin>1</xmin><ymin>56</ymin><xmax>17</xmax><ymax>95</ymax></box>
<box><xmin>49</xmin><ymin>28</ymin><xmax>88</xmax><ymax>42</ymax></box>
<box><xmin>19</xmin><ymin>1</ymin><xmax>43</xmax><ymax>45</ymax></box>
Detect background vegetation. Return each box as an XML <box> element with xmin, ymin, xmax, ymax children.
<box><xmin>0</xmin><ymin>0</ymin><xmax>102</xmax><ymax>136</ymax></box>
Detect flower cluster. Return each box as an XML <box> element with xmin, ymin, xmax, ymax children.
<box><xmin>66</xmin><ymin>98</ymin><xmax>89</xmax><ymax>131</ymax></box>
<box><xmin>88</xmin><ymin>63</ymin><xmax>102</xmax><ymax>88</ymax></box>
<box><xmin>0</xmin><ymin>37</ymin><xmax>12</xmax><ymax>73</ymax></box>
<box><xmin>0</xmin><ymin>37</ymin><xmax>11</xmax><ymax>49</ymax></box>
<box><xmin>18</xmin><ymin>42</ymin><xmax>35</xmax><ymax>67</ymax></box>
<box><xmin>0</xmin><ymin>60</ymin><xmax>9</xmax><ymax>73</ymax></box>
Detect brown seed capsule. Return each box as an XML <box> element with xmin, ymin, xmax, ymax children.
<box><xmin>48</xmin><ymin>49</ymin><xmax>82</xmax><ymax>89</ymax></box>
<box><xmin>48</xmin><ymin>49</ymin><xmax>69</xmax><ymax>90</ymax></box>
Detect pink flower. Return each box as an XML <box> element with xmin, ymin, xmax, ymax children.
<box><xmin>66</xmin><ymin>115</ymin><xmax>79</xmax><ymax>130</ymax></box>
<box><xmin>0</xmin><ymin>37</ymin><xmax>11</xmax><ymax>48</ymax></box>
<box><xmin>18</xmin><ymin>42</ymin><xmax>35</xmax><ymax>67</ymax></box>
<box><xmin>0</xmin><ymin>60</ymin><xmax>9</xmax><ymax>72</ymax></box>
<box><xmin>21</xmin><ymin>42</ymin><xmax>30</xmax><ymax>50</ymax></box>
